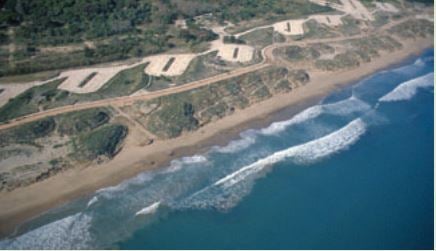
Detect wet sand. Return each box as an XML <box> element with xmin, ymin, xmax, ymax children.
<box><xmin>0</xmin><ymin>37</ymin><xmax>432</xmax><ymax>238</ymax></box>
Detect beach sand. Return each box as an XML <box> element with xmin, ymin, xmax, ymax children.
<box><xmin>0</xmin><ymin>37</ymin><xmax>432</xmax><ymax>237</ymax></box>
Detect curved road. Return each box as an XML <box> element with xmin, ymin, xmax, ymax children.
<box><xmin>0</xmin><ymin>17</ymin><xmax>409</xmax><ymax>131</ymax></box>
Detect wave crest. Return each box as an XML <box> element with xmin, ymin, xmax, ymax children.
<box><xmin>379</xmin><ymin>73</ymin><xmax>434</xmax><ymax>102</ymax></box>
<box><xmin>178</xmin><ymin>118</ymin><xmax>366</xmax><ymax>211</ymax></box>
<box><xmin>261</xmin><ymin>96</ymin><xmax>370</xmax><ymax>135</ymax></box>
<box><xmin>135</xmin><ymin>202</ymin><xmax>161</xmax><ymax>216</ymax></box>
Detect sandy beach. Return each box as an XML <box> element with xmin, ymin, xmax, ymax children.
<box><xmin>0</xmin><ymin>37</ymin><xmax>432</xmax><ymax>237</ymax></box>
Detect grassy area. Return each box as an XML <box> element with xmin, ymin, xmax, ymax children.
<box><xmin>302</xmin><ymin>20</ymin><xmax>338</xmax><ymax>39</ymax></box>
<box><xmin>275</xmin><ymin>46</ymin><xmax>319</xmax><ymax>62</ymax></box>
<box><xmin>0</xmin><ymin>63</ymin><xmax>151</xmax><ymax>122</ymax></box>
<box><xmin>338</xmin><ymin>16</ymin><xmax>362</xmax><ymax>36</ymax></box>
<box><xmin>0</xmin><ymin>107</ymin><xmax>129</xmax><ymax>190</ymax></box>
<box><xmin>87</xmin><ymin>63</ymin><xmax>151</xmax><ymax>98</ymax></box>
<box><xmin>316</xmin><ymin>51</ymin><xmax>361</xmax><ymax>71</ymax></box>
<box><xmin>0</xmin><ymin>78</ymin><xmax>67</xmax><ymax>122</ymax></box>
<box><xmin>389</xmin><ymin>19</ymin><xmax>434</xmax><ymax>38</ymax></box>
<box><xmin>348</xmin><ymin>35</ymin><xmax>403</xmax><ymax>58</ymax></box>
<box><xmin>0</xmin><ymin>117</ymin><xmax>56</xmax><ymax>147</ymax></box>
<box><xmin>74</xmin><ymin>124</ymin><xmax>128</xmax><ymax>161</ymax></box>
<box><xmin>57</xmin><ymin>108</ymin><xmax>111</xmax><ymax>136</ymax></box>
<box><xmin>240</xmin><ymin>27</ymin><xmax>285</xmax><ymax>49</ymax></box>
<box><xmin>315</xmin><ymin>35</ymin><xmax>402</xmax><ymax>71</ymax></box>
<box><xmin>144</xmin><ymin>66</ymin><xmax>293</xmax><ymax>138</ymax></box>
<box><xmin>0</xmin><ymin>70</ymin><xmax>60</xmax><ymax>84</ymax></box>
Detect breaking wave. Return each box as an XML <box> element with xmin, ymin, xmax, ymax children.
<box><xmin>87</xmin><ymin>196</ymin><xmax>99</xmax><ymax>208</ymax></box>
<box><xmin>379</xmin><ymin>73</ymin><xmax>434</xmax><ymax>102</ymax></box>
<box><xmin>135</xmin><ymin>202</ymin><xmax>161</xmax><ymax>216</ymax></box>
<box><xmin>212</xmin><ymin>130</ymin><xmax>257</xmax><ymax>153</ymax></box>
<box><xmin>261</xmin><ymin>96</ymin><xmax>370</xmax><ymax>135</ymax></box>
<box><xmin>177</xmin><ymin>118</ymin><xmax>366</xmax><ymax>210</ymax></box>
<box><xmin>210</xmin><ymin>96</ymin><xmax>369</xmax><ymax>154</ymax></box>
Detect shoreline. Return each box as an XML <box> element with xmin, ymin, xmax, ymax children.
<box><xmin>0</xmin><ymin>38</ymin><xmax>433</xmax><ymax>238</ymax></box>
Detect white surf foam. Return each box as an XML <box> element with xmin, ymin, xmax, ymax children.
<box><xmin>216</xmin><ymin>118</ymin><xmax>366</xmax><ymax>188</ymax></box>
<box><xmin>87</xmin><ymin>196</ymin><xmax>99</xmax><ymax>208</ymax></box>
<box><xmin>212</xmin><ymin>130</ymin><xmax>257</xmax><ymax>153</ymax></box>
<box><xmin>0</xmin><ymin>213</ymin><xmax>92</xmax><ymax>250</ymax></box>
<box><xmin>178</xmin><ymin>118</ymin><xmax>367</xmax><ymax>211</ymax></box>
<box><xmin>413</xmin><ymin>56</ymin><xmax>433</xmax><ymax>67</ymax></box>
<box><xmin>179</xmin><ymin>155</ymin><xmax>207</xmax><ymax>164</ymax></box>
<box><xmin>379</xmin><ymin>73</ymin><xmax>434</xmax><ymax>102</ymax></box>
<box><xmin>95</xmin><ymin>154</ymin><xmax>207</xmax><ymax>198</ymax></box>
<box><xmin>135</xmin><ymin>202</ymin><xmax>161</xmax><ymax>216</ymax></box>
<box><xmin>261</xmin><ymin>96</ymin><xmax>370</xmax><ymax>135</ymax></box>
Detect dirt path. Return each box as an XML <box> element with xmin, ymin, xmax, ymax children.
<box><xmin>0</xmin><ymin>17</ymin><xmax>413</xmax><ymax>132</ymax></box>
<box><xmin>111</xmin><ymin>105</ymin><xmax>155</xmax><ymax>141</ymax></box>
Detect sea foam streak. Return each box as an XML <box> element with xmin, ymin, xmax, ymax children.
<box><xmin>379</xmin><ymin>73</ymin><xmax>434</xmax><ymax>102</ymax></box>
<box><xmin>216</xmin><ymin>118</ymin><xmax>366</xmax><ymax>188</ymax></box>
<box><xmin>87</xmin><ymin>196</ymin><xmax>99</xmax><ymax>208</ymax></box>
<box><xmin>135</xmin><ymin>202</ymin><xmax>161</xmax><ymax>216</ymax></box>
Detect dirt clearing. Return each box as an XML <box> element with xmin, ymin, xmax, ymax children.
<box><xmin>144</xmin><ymin>54</ymin><xmax>196</xmax><ymax>76</ymax></box>
<box><xmin>274</xmin><ymin>20</ymin><xmax>306</xmax><ymax>35</ymax></box>
<box><xmin>216</xmin><ymin>44</ymin><xmax>254</xmax><ymax>62</ymax></box>
<box><xmin>58</xmin><ymin>65</ymin><xmax>130</xmax><ymax>94</ymax></box>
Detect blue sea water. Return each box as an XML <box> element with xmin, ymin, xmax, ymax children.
<box><xmin>0</xmin><ymin>49</ymin><xmax>434</xmax><ymax>250</ymax></box>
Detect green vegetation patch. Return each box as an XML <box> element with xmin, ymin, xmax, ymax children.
<box><xmin>147</xmin><ymin>96</ymin><xmax>199</xmax><ymax>139</ymax></box>
<box><xmin>240</xmin><ymin>27</ymin><xmax>286</xmax><ymax>49</ymax></box>
<box><xmin>145</xmin><ymin>67</ymin><xmax>291</xmax><ymax>138</ymax></box>
<box><xmin>57</xmin><ymin>108</ymin><xmax>111</xmax><ymax>136</ymax></box>
<box><xmin>74</xmin><ymin>124</ymin><xmax>128</xmax><ymax>161</ymax></box>
<box><xmin>0</xmin><ymin>63</ymin><xmax>151</xmax><ymax>123</ymax></box>
<box><xmin>276</xmin><ymin>46</ymin><xmax>320</xmax><ymax>62</ymax></box>
<box><xmin>338</xmin><ymin>16</ymin><xmax>362</xmax><ymax>36</ymax></box>
<box><xmin>302</xmin><ymin>19</ymin><xmax>338</xmax><ymax>39</ymax></box>
<box><xmin>389</xmin><ymin>19</ymin><xmax>434</xmax><ymax>38</ymax></box>
<box><xmin>348</xmin><ymin>35</ymin><xmax>403</xmax><ymax>59</ymax></box>
<box><xmin>92</xmin><ymin>63</ymin><xmax>151</xmax><ymax>98</ymax></box>
<box><xmin>0</xmin><ymin>117</ymin><xmax>56</xmax><ymax>147</ymax></box>
<box><xmin>0</xmin><ymin>77</ymin><xmax>67</xmax><ymax>122</ymax></box>
<box><xmin>316</xmin><ymin>51</ymin><xmax>361</xmax><ymax>71</ymax></box>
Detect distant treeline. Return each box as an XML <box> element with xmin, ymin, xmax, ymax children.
<box><xmin>0</xmin><ymin>0</ymin><xmax>331</xmax><ymax>46</ymax></box>
<box><xmin>0</xmin><ymin>0</ymin><xmax>332</xmax><ymax>76</ymax></box>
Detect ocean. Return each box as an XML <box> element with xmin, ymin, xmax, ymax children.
<box><xmin>0</xmin><ymin>49</ymin><xmax>434</xmax><ymax>250</ymax></box>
